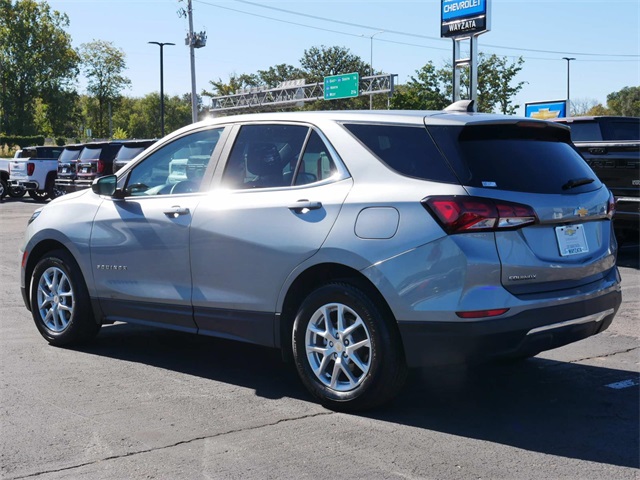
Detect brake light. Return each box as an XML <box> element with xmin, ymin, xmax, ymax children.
<box><xmin>97</xmin><ymin>160</ymin><xmax>104</xmax><ymax>174</ymax></box>
<box><xmin>423</xmin><ymin>196</ymin><xmax>538</xmax><ymax>234</ymax></box>
<box><xmin>27</xmin><ymin>163</ymin><xmax>35</xmax><ymax>176</ymax></box>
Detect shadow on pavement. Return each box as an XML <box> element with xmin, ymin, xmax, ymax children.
<box><xmin>73</xmin><ymin>322</ymin><xmax>639</xmax><ymax>470</ymax></box>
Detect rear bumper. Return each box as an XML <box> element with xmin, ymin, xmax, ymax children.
<box><xmin>54</xmin><ymin>178</ymin><xmax>92</xmax><ymax>192</ymax></box>
<box><xmin>398</xmin><ymin>287</ymin><xmax>622</xmax><ymax>367</ymax></box>
<box><xmin>10</xmin><ymin>180</ymin><xmax>38</xmax><ymax>190</ymax></box>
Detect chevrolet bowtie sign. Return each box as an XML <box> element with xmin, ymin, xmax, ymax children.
<box><xmin>441</xmin><ymin>0</ymin><xmax>490</xmax><ymax>38</ymax></box>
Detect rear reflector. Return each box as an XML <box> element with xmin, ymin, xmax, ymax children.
<box><xmin>423</xmin><ymin>196</ymin><xmax>538</xmax><ymax>234</ymax></box>
<box><xmin>456</xmin><ymin>308</ymin><xmax>509</xmax><ymax>319</ymax></box>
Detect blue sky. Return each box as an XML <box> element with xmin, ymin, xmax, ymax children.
<box><xmin>46</xmin><ymin>0</ymin><xmax>639</xmax><ymax>116</ymax></box>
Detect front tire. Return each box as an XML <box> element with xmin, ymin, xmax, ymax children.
<box><xmin>30</xmin><ymin>250</ymin><xmax>100</xmax><ymax>346</ymax></box>
<box><xmin>292</xmin><ymin>282</ymin><xmax>407</xmax><ymax>411</ymax></box>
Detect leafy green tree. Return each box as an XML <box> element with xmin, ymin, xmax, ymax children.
<box><xmin>0</xmin><ymin>0</ymin><xmax>79</xmax><ymax>135</ymax></box>
<box><xmin>80</xmin><ymin>40</ymin><xmax>131</xmax><ymax>137</ymax></box>
<box><xmin>606</xmin><ymin>86</ymin><xmax>640</xmax><ymax>117</ymax></box>
<box><xmin>112</xmin><ymin>93</ymin><xmax>192</xmax><ymax>139</ymax></box>
<box><xmin>299</xmin><ymin>45</ymin><xmax>370</xmax><ymax>110</ymax></box>
<box><xmin>257</xmin><ymin>63</ymin><xmax>305</xmax><ymax>88</ymax></box>
<box><xmin>390</xmin><ymin>61</ymin><xmax>449</xmax><ymax>110</ymax></box>
<box><xmin>391</xmin><ymin>54</ymin><xmax>525</xmax><ymax>114</ymax></box>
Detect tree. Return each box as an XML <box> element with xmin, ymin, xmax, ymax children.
<box><xmin>570</xmin><ymin>97</ymin><xmax>601</xmax><ymax>116</ymax></box>
<box><xmin>257</xmin><ymin>63</ymin><xmax>305</xmax><ymax>88</ymax></box>
<box><xmin>391</xmin><ymin>54</ymin><xmax>526</xmax><ymax>114</ymax></box>
<box><xmin>300</xmin><ymin>45</ymin><xmax>371</xmax><ymax>110</ymax></box>
<box><xmin>606</xmin><ymin>86</ymin><xmax>640</xmax><ymax>117</ymax></box>
<box><xmin>390</xmin><ymin>61</ymin><xmax>449</xmax><ymax>110</ymax></box>
<box><xmin>80</xmin><ymin>40</ymin><xmax>131</xmax><ymax>137</ymax></box>
<box><xmin>0</xmin><ymin>0</ymin><xmax>79</xmax><ymax>135</ymax></box>
<box><xmin>475</xmin><ymin>54</ymin><xmax>526</xmax><ymax>114</ymax></box>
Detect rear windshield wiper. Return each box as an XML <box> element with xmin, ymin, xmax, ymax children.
<box><xmin>562</xmin><ymin>177</ymin><xmax>595</xmax><ymax>190</ymax></box>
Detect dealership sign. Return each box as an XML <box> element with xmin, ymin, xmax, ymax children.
<box><xmin>524</xmin><ymin>100</ymin><xmax>568</xmax><ymax>120</ymax></box>
<box><xmin>441</xmin><ymin>0</ymin><xmax>490</xmax><ymax>38</ymax></box>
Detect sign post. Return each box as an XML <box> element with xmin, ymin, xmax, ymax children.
<box><xmin>441</xmin><ymin>0</ymin><xmax>491</xmax><ymax>106</ymax></box>
<box><xmin>324</xmin><ymin>73</ymin><xmax>359</xmax><ymax>101</ymax></box>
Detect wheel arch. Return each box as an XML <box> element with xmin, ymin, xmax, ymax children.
<box><xmin>24</xmin><ymin>238</ymin><xmax>103</xmax><ymax>323</ymax></box>
<box><xmin>278</xmin><ymin>262</ymin><xmax>399</xmax><ymax>362</ymax></box>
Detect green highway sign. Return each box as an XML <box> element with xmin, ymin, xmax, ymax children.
<box><xmin>324</xmin><ymin>73</ymin><xmax>359</xmax><ymax>100</ymax></box>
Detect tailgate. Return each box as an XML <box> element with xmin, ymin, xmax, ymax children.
<box><xmin>492</xmin><ymin>188</ymin><xmax>615</xmax><ymax>295</ymax></box>
<box><xmin>9</xmin><ymin>161</ymin><xmax>28</xmax><ymax>180</ymax></box>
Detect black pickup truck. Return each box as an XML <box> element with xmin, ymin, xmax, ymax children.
<box><xmin>553</xmin><ymin>116</ymin><xmax>639</xmax><ymax>244</ymax></box>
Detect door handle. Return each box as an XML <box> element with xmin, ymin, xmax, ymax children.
<box><xmin>288</xmin><ymin>200</ymin><xmax>322</xmax><ymax>214</ymax></box>
<box><xmin>164</xmin><ymin>206</ymin><xmax>190</xmax><ymax>218</ymax></box>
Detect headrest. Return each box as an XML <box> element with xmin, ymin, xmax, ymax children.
<box><xmin>246</xmin><ymin>143</ymin><xmax>283</xmax><ymax>176</ymax></box>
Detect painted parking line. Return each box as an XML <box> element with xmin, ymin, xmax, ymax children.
<box><xmin>605</xmin><ymin>379</ymin><xmax>640</xmax><ymax>390</ymax></box>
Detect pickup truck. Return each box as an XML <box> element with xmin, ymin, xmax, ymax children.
<box><xmin>8</xmin><ymin>146</ymin><xmax>64</xmax><ymax>202</ymax></box>
<box><xmin>553</xmin><ymin>116</ymin><xmax>639</xmax><ymax>244</ymax></box>
<box><xmin>0</xmin><ymin>157</ymin><xmax>26</xmax><ymax>199</ymax></box>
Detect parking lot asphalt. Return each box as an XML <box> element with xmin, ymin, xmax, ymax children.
<box><xmin>1</xmin><ymin>197</ymin><xmax>638</xmax><ymax>479</ymax></box>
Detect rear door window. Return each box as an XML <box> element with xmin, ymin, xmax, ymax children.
<box><xmin>428</xmin><ymin>123</ymin><xmax>602</xmax><ymax>194</ymax></box>
<box><xmin>343</xmin><ymin>123</ymin><xmax>458</xmax><ymax>183</ymax></box>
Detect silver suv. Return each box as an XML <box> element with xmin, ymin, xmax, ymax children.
<box><xmin>21</xmin><ymin>106</ymin><xmax>622</xmax><ymax>411</ymax></box>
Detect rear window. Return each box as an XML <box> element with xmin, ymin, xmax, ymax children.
<box><xmin>79</xmin><ymin>146</ymin><xmax>103</xmax><ymax>160</ymax></box>
<box><xmin>565</xmin><ymin>122</ymin><xmax>603</xmax><ymax>141</ymax></box>
<box><xmin>58</xmin><ymin>148</ymin><xmax>82</xmax><ymax>162</ymax></box>
<box><xmin>427</xmin><ymin>124</ymin><xmax>602</xmax><ymax>194</ymax></box>
<box><xmin>343</xmin><ymin>124</ymin><xmax>458</xmax><ymax>183</ymax></box>
<box><xmin>115</xmin><ymin>146</ymin><xmax>146</xmax><ymax>161</ymax></box>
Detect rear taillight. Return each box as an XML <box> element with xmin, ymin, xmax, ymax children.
<box><xmin>423</xmin><ymin>196</ymin><xmax>538</xmax><ymax>234</ymax></box>
<box><xmin>27</xmin><ymin>163</ymin><xmax>35</xmax><ymax>176</ymax></box>
<box><xmin>607</xmin><ymin>190</ymin><xmax>616</xmax><ymax>219</ymax></box>
<box><xmin>97</xmin><ymin>160</ymin><xmax>104</xmax><ymax>174</ymax></box>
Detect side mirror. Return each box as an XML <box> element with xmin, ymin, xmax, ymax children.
<box><xmin>92</xmin><ymin>175</ymin><xmax>118</xmax><ymax>197</ymax></box>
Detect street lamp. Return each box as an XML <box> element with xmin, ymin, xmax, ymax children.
<box><xmin>366</xmin><ymin>31</ymin><xmax>384</xmax><ymax>110</ymax></box>
<box><xmin>149</xmin><ymin>41</ymin><xmax>175</xmax><ymax>137</ymax></box>
<box><xmin>562</xmin><ymin>57</ymin><xmax>575</xmax><ymax>116</ymax></box>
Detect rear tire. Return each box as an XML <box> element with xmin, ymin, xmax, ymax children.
<box><xmin>28</xmin><ymin>189</ymin><xmax>49</xmax><ymax>202</ymax></box>
<box><xmin>292</xmin><ymin>282</ymin><xmax>407</xmax><ymax>411</ymax></box>
<box><xmin>30</xmin><ymin>249</ymin><xmax>100</xmax><ymax>346</ymax></box>
<box><xmin>9</xmin><ymin>185</ymin><xmax>26</xmax><ymax>198</ymax></box>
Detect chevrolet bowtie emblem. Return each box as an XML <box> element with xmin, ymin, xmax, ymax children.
<box><xmin>575</xmin><ymin>207</ymin><xmax>588</xmax><ymax>217</ymax></box>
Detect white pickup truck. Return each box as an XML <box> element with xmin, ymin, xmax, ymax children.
<box><xmin>9</xmin><ymin>146</ymin><xmax>64</xmax><ymax>202</ymax></box>
<box><xmin>0</xmin><ymin>156</ymin><xmax>26</xmax><ymax>200</ymax></box>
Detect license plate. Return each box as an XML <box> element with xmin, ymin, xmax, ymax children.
<box><xmin>555</xmin><ymin>224</ymin><xmax>589</xmax><ymax>256</ymax></box>
<box><xmin>83</xmin><ymin>168</ymin><xmax>90</xmax><ymax>173</ymax></box>
<box><xmin>62</xmin><ymin>168</ymin><xmax>68</xmax><ymax>173</ymax></box>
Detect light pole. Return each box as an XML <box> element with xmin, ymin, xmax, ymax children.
<box><xmin>367</xmin><ymin>31</ymin><xmax>384</xmax><ymax>110</ymax></box>
<box><xmin>149</xmin><ymin>41</ymin><xmax>175</xmax><ymax>137</ymax></box>
<box><xmin>562</xmin><ymin>57</ymin><xmax>575</xmax><ymax>116</ymax></box>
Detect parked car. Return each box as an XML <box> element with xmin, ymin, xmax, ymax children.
<box><xmin>112</xmin><ymin>139</ymin><xmax>156</xmax><ymax>173</ymax></box>
<box><xmin>552</xmin><ymin>116</ymin><xmax>639</xmax><ymax>244</ymax></box>
<box><xmin>59</xmin><ymin>141</ymin><xmax>122</xmax><ymax>192</ymax></box>
<box><xmin>54</xmin><ymin>143</ymin><xmax>85</xmax><ymax>195</ymax></box>
<box><xmin>21</xmin><ymin>105</ymin><xmax>621</xmax><ymax>411</ymax></box>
